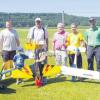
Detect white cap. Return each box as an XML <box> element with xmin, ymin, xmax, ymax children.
<box><xmin>57</xmin><ymin>23</ymin><xmax>64</xmax><ymax>28</ymax></box>
<box><xmin>35</xmin><ymin>17</ymin><xmax>42</xmax><ymax>22</ymax></box>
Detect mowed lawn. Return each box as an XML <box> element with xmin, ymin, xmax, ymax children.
<box><xmin>0</xmin><ymin>28</ymin><xmax>100</xmax><ymax>100</ymax></box>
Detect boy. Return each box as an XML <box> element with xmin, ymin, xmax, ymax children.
<box><xmin>67</xmin><ymin>23</ymin><xmax>85</xmax><ymax>81</ymax></box>
<box><xmin>34</xmin><ymin>42</ymin><xmax>47</xmax><ymax>87</ymax></box>
<box><xmin>13</xmin><ymin>47</ymin><xmax>29</xmax><ymax>84</ymax></box>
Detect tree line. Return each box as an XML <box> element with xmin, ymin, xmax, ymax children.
<box><xmin>0</xmin><ymin>12</ymin><xmax>100</xmax><ymax>27</ymax></box>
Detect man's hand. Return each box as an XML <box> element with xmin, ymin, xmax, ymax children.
<box><xmin>0</xmin><ymin>50</ymin><xmax>2</xmax><ymax>56</ymax></box>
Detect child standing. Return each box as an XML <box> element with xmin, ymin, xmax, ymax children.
<box><xmin>13</xmin><ymin>47</ymin><xmax>29</xmax><ymax>84</ymax></box>
<box><xmin>34</xmin><ymin>42</ymin><xmax>47</xmax><ymax>87</ymax></box>
<box><xmin>67</xmin><ymin>23</ymin><xmax>84</xmax><ymax>81</ymax></box>
<box><xmin>27</xmin><ymin>18</ymin><xmax>48</xmax><ymax>87</ymax></box>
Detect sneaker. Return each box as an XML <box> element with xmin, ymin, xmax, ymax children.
<box><xmin>71</xmin><ymin>76</ymin><xmax>76</xmax><ymax>82</ymax></box>
<box><xmin>42</xmin><ymin>77</ymin><xmax>47</xmax><ymax>85</ymax></box>
<box><xmin>16</xmin><ymin>79</ymin><xmax>23</xmax><ymax>85</ymax></box>
<box><xmin>35</xmin><ymin>79</ymin><xmax>42</xmax><ymax>87</ymax></box>
<box><xmin>2</xmin><ymin>74</ymin><xmax>6</xmax><ymax>80</ymax></box>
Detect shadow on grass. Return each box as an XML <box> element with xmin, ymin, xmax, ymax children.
<box><xmin>65</xmin><ymin>78</ymin><xmax>100</xmax><ymax>84</ymax></box>
<box><xmin>21</xmin><ymin>76</ymin><xmax>67</xmax><ymax>87</ymax></box>
<box><xmin>47</xmin><ymin>76</ymin><xmax>67</xmax><ymax>85</ymax></box>
<box><xmin>21</xmin><ymin>77</ymin><xmax>100</xmax><ymax>88</ymax></box>
<box><xmin>23</xmin><ymin>78</ymin><xmax>34</xmax><ymax>82</ymax></box>
<box><xmin>21</xmin><ymin>83</ymin><xmax>35</xmax><ymax>87</ymax></box>
<box><xmin>0</xmin><ymin>78</ymin><xmax>16</xmax><ymax>86</ymax></box>
<box><xmin>0</xmin><ymin>87</ymin><xmax>16</xmax><ymax>94</ymax></box>
<box><xmin>0</xmin><ymin>78</ymin><xmax>16</xmax><ymax>94</ymax></box>
<box><xmin>80</xmin><ymin>79</ymin><xmax>100</xmax><ymax>84</ymax></box>
<box><xmin>47</xmin><ymin>77</ymin><xmax>100</xmax><ymax>85</ymax></box>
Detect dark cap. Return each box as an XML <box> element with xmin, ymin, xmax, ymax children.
<box><xmin>89</xmin><ymin>17</ymin><xmax>95</xmax><ymax>21</ymax></box>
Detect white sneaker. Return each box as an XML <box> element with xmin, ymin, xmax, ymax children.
<box><xmin>16</xmin><ymin>79</ymin><xmax>23</xmax><ymax>85</ymax></box>
<box><xmin>56</xmin><ymin>74</ymin><xmax>61</xmax><ymax>78</ymax></box>
<box><xmin>2</xmin><ymin>74</ymin><xmax>6</xmax><ymax>80</ymax></box>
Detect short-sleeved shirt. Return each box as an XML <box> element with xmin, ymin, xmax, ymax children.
<box><xmin>84</xmin><ymin>27</ymin><xmax>100</xmax><ymax>46</ymax></box>
<box><xmin>53</xmin><ymin>31</ymin><xmax>68</xmax><ymax>50</ymax></box>
<box><xmin>0</xmin><ymin>29</ymin><xmax>19</xmax><ymax>51</ymax></box>
<box><xmin>13</xmin><ymin>53</ymin><xmax>28</xmax><ymax>69</ymax></box>
<box><xmin>67</xmin><ymin>32</ymin><xmax>84</xmax><ymax>47</ymax></box>
<box><xmin>27</xmin><ymin>26</ymin><xmax>48</xmax><ymax>44</ymax></box>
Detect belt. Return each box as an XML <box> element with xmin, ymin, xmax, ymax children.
<box><xmin>89</xmin><ymin>45</ymin><xmax>100</xmax><ymax>48</ymax></box>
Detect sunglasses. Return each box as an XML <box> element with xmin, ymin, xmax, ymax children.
<box><xmin>89</xmin><ymin>20</ymin><xmax>95</xmax><ymax>23</ymax></box>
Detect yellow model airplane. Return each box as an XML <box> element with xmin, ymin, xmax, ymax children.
<box><xmin>25</xmin><ymin>42</ymin><xmax>40</xmax><ymax>50</ymax></box>
<box><xmin>11</xmin><ymin>65</ymin><xmax>33</xmax><ymax>79</ymax></box>
<box><xmin>2</xmin><ymin>44</ymin><xmax>99</xmax><ymax>81</ymax></box>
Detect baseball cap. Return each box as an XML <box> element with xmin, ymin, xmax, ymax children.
<box><xmin>35</xmin><ymin>18</ymin><xmax>42</xmax><ymax>22</ymax></box>
<box><xmin>89</xmin><ymin>17</ymin><xmax>95</xmax><ymax>21</ymax></box>
<box><xmin>17</xmin><ymin>47</ymin><xmax>24</xmax><ymax>52</ymax></box>
<box><xmin>57</xmin><ymin>23</ymin><xmax>64</xmax><ymax>28</ymax></box>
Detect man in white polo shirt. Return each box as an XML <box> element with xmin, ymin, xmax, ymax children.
<box><xmin>0</xmin><ymin>20</ymin><xmax>20</xmax><ymax>63</ymax></box>
<box><xmin>27</xmin><ymin>18</ymin><xmax>48</xmax><ymax>46</ymax></box>
<box><xmin>27</xmin><ymin>18</ymin><xmax>48</xmax><ymax>87</ymax></box>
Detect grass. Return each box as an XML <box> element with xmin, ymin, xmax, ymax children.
<box><xmin>0</xmin><ymin>28</ymin><xmax>99</xmax><ymax>100</ymax></box>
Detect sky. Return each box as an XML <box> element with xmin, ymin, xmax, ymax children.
<box><xmin>0</xmin><ymin>0</ymin><xmax>100</xmax><ymax>17</ymax></box>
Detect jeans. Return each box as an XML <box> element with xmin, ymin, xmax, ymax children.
<box><xmin>68</xmin><ymin>53</ymin><xmax>82</xmax><ymax>68</ymax></box>
<box><xmin>68</xmin><ymin>53</ymin><xmax>82</xmax><ymax>81</ymax></box>
<box><xmin>87</xmin><ymin>45</ymin><xmax>100</xmax><ymax>71</ymax></box>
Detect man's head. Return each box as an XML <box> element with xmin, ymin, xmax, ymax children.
<box><xmin>71</xmin><ymin>23</ymin><xmax>78</xmax><ymax>33</ymax></box>
<box><xmin>57</xmin><ymin>23</ymin><xmax>64</xmax><ymax>33</ymax></box>
<box><xmin>35</xmin><ymin>18</ymin><xmax>42</xmax><ymax>28</ymax></box>
<box><xmin>6</xmin><ymin>20</ymin><xmax>13</xmax><ymax>30</ymax></box>
<box><xmin>89</xmin><ymin>17</ymin><xmax>96</xmax><ymax>28</ymax></box>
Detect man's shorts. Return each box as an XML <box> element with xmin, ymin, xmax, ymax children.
<box><xmin>2</xmin><ymin>50</ymin><xmax>16</xmax><ymax>62</ymax></box>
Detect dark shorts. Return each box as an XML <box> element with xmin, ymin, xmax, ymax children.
<box><xmin>2</xmin><ymin>50</ymin><xmax>16</xmax><ymax>62</ymax></box>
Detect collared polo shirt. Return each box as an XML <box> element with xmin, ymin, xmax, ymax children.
<box><xmin>84</xmin><ymin>27</ymin><xmax>100</xmax><ymax>46</ymax></box>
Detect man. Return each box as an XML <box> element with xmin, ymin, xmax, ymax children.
<box><xmin>27</xmin><ymin>18</ymin><xmax>48</xmax><ymax>87</ymax></box>
<box><xmin>27</xmin><ymin>18</ymin><xmax>48</xmax><ymax>47</ymax></box>
<box><xmin>0</xmin><ymin>20</ymin><xmax>20</xmax><ymax>61</ymax></box>
<box><xmin>0</xmin><ymin>20</ymin><xmax>20</xmax><ymax>79</ymax></box>
<box><xmin>84</xmin><ymin>17</ymin><xmax>100</xmax><ymax>71</ymax></box>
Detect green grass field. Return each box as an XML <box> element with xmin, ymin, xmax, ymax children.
<box><xmin>0</xmin><ymin>28</ymin><xmax>100</xmax><ymax>100</ymax></box>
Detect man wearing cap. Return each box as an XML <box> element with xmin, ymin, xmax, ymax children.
<box><xmin>27</xmin><ymin>18</ymin><xmax>48</xmax><ymax>45</ymax></box>
<box><xmin>27</xmin><ymin>18</ymin><xmax>48</xmax><ymax>87</ymax></box>
<box><xmin>84</xmin><ymin>17</ymin><xmax>100</xmax><ymax>71</ymax></box>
